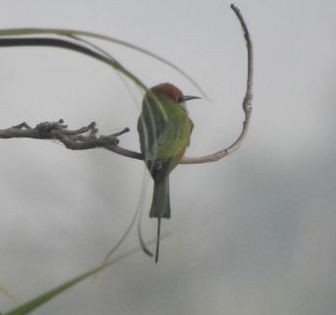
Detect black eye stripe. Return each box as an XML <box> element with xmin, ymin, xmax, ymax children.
<box><xmin>178</xmin><ymin>96</ymin><xmax>184</xmax><ymax>103</ymax></box>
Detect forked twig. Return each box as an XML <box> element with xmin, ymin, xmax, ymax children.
<box><xmin>0</xmin><ymin>120</ymin><xmax>138</xmax><ymax>155</ymax></box>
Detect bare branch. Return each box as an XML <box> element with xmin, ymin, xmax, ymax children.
<box><xmin>0</xmin><ymin>120</ymin><xmax>143</xmax><ymax>159</ymax></box>
<box><xmin>180</xmin><ymin>4</ymin><xmax>253</xmax><ymax>164</ymax></box>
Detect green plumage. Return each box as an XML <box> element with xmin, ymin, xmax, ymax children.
<box><xmin>138</xmin><ymin>89</ymin><xmax>193</xmax><ymax>218</ymax></box>
<box><xmin>137</xmin><ymin>83</ymin><xmax>195</xmax><ymax>262</ymax></box>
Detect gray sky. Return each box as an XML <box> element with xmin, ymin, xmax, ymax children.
<box><xmin>0</xmin><ymin>1</ymin><xmax>335</xmax><ymax>314</ymax></box>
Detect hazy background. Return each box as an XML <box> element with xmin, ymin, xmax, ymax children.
<box><xmin>0</xmin><ymin>0</ymin><xmax>335</xmax><ymax>314</ymax></box>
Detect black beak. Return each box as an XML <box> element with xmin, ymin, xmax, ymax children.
<box><xmin>178</xmin><ymin>95</ymin><xmax>201</xmax><ymax>103</ymax></box>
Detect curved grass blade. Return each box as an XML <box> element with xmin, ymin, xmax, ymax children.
<box><xmin>4</xmin><ymin>236</ymin><xmax>163</xmax><ymax>315</ymax></box>
<box><xmin>0</xmin><ymin>28</ymin><xmax>207</xmax><ymax>98</ymax></box>
<box><xmin>0</xmin><ymin>37</ymin><xmax>148</xmax><ymax>92</ymax></box>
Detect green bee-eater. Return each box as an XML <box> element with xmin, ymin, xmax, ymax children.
<box><xmin>137</xmin><ymin>82</ymin><xmax>200</xmax><ymax>262</ymax></box>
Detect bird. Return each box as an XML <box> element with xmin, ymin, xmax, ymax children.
<box><xmin>137</xmin><ymin>82</ymin><xmax>200</xmax><ymax>262</ymax></box>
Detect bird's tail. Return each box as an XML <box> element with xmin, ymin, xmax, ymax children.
<box><xmin>150</xmin><ymin>176</ymin><xmax>171</xmax><ymax>219</ymax></box>
<box><xmin>150</xmin><ymin>176</ymin><xmax>170</xmax><ymax>263</ymax></box>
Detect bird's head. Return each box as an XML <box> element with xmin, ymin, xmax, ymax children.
<box><xmin>148</xmin><ymin>82</ymin><xmax>201</xmax><ymax>104</ymax></box>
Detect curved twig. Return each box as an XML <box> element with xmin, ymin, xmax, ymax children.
<box><xmin>181</xmin><ymin>4</ymin><xmax>253</xmax><ymax>164</ymax></box>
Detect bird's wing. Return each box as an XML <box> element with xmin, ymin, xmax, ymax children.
<box><xmin>138</xmin><ymin>98</ymin><xmax>193</xmax><ymax>164</ymax></box>
<box><xmin>154</xmin><ymin>108</ymin><xmax>192</xmax><ymax>160</ymax></box>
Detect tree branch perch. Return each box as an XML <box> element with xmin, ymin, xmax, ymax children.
<box><xmin>0</xmin><ymin>120</ymin><xmax>143</xmax><ymax>159</ymax></box>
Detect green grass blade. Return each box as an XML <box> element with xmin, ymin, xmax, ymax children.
<box><xmin>0</xmin><ymin>28</ymin><xmax>207</xmax><ymax>98</ymax></box>
<box><xmin>3</xmin><ymin>240</ymin><xmax>156</xmax><ymax>315</ymax></box>
<box><xmin>0</xmin><ymin>36</ymin><xmax>148</xmax><ymax>93</ymax></box>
